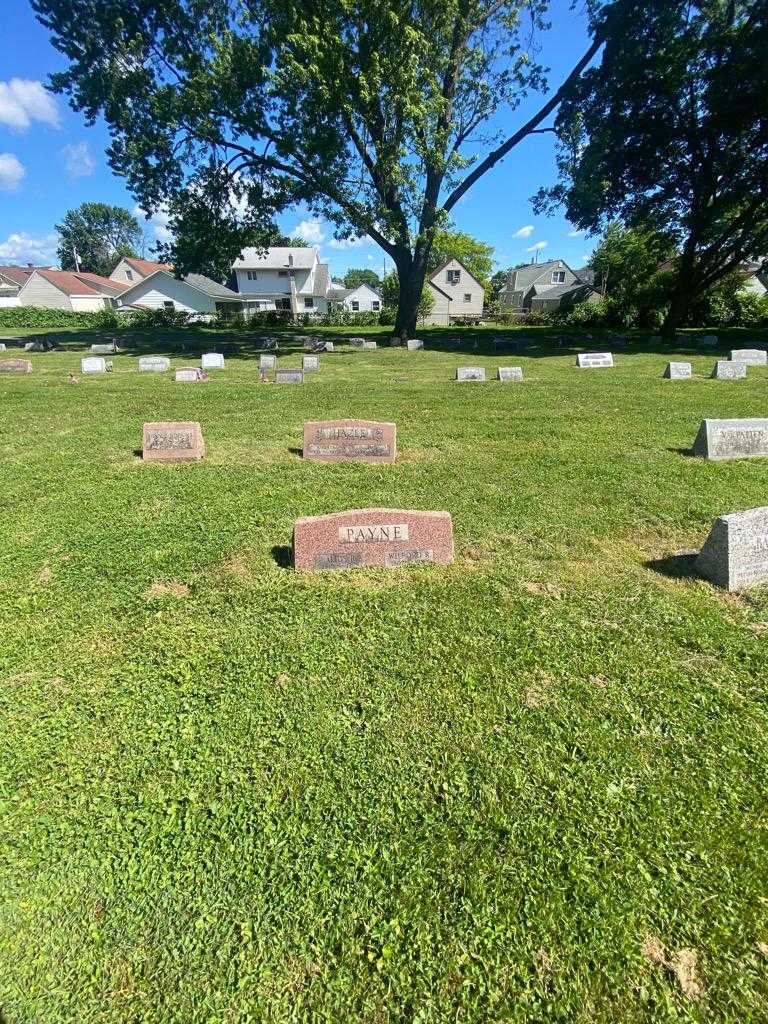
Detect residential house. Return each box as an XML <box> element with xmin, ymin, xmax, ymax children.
<box><xmin>17</xmin><ymin>269</ymin><xmax>124</xmax><ymax>311</ymax></box>
<box><xmin>116</xmin><ymin>268</ymin><xmax>243</xmax><ymax>317</ymax></box>
<box><xmin>504</xmin><ymin>259</ymin><xmax>599</xmax><ymax>312</ymax></box>
<box><xmin>425</xmin><ymin>258</ymin><xmax>484</xmax><ymax>325</ymax></box>
<box><xmin>328</xmin><ymin>282</ymin><xmax>382</xmax><ymax>312</ymax></box>
<box><xmin>740</xmin><ymin>260</ymin><xmax>768</xmax><ymax>297</ymax></box>
<box><xmin>0</xmin><ymin>264</ymin><xmax>52</xmax><ymax>307</ymax></box>
<box><xmin>109</xmin><ymin>256</ymin><xmax>172</xmax><ymax>287</ymax></box>
<box><xmin>231</xmin><ymin>247</ymin><xmax>331</xmax><ymax>315</ymax></box>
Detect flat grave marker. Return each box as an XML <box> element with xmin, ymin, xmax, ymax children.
<box><xmin>81</xmin><ymin>356</ymin><xmax>108</xmax><ymax>374</ymax></box>
<box><xmin>696</xmin><ymin>506</ymin><xmax>768</xmax><ymax>591</ymax></box>
<box><xmin>730</xmin><ymin>348</ymin><xmax>767</xmax><ymax>366</ymax></box>
<box><xmin>576</xmin><ymin>352</ymin><xmax>614</xmax><ymax>368</ymax></box>
<box><xmin>302</xmin><ymin>354</ymin><xmax>319</xmax><ymax>373</ymax></box>
<box><xmin>711</xmin><ymin>360</ymin><xmax>746</xmax><ymax>380</ymax></box>
<box><xmin>407</xmin><ymin>339</ymin><xmax>423</xmax><ymax>351</ymax></box>
<box><xmin>349</xmin><ymin>337</ymin><xmax>365</xmax><ymax>348</ymax></box>
<box><xmin>139</xmin><ymin>356</ymin><xmax>171</xmax><ymax>372</ymax></box>
<box><xmin>456</xmin><ymin>366</ymin><xmax>485</xmax><ymax>381</ymax></box>
<box><xmin>201</xmin><ymin>352</ymin><xmax>225</xmax><ymax>370</ymax></box>
<box><xmin>664</xmin><ymin>361</ymin><xmax>692</xmax><ymax>379</ymax></box>
<box><xmin>293</xmin><ymin>508</ymin><xmax>454</xmax><ymax>571</ymax></box>
<box><xmin>693</xmin><ymin>418</ymin><xmax>768</xmax><ymax>460</ymax></box>
<box><xmin>497</xmin><ymin>366</ymin><xmax>523</xmax><ymax>382</ymax></box>
<box><xmin>142</xmin><ymin>421</ymin><xmax>205</xmax><ymax>462</ymax></box>
<box><xmin>91</xmin><ymin>342</ymin><xmax>118</xmax><ymax>354</ymax></box>
<box><xmin>0</xmin><ymin>358</ymin><xmax>32</xmax><ymax>374</ymax></box>
<box><xmin>276</xmin><ymin>368</ymin><xmax>303</xmax><ymax>384</ymax></box>
<box><xmin>175</xmin><ymin>367</ymin><xmax>207</xmax><ymax>383</ymax></box>
<box><xmin>362</xmin><ymin>340</ymin><xmax>378</xmax><ymax>350</ymax></box>
<box><xmin>303</xmin><ymin>420</ymin><xmax>396</xmax><ymax>463</ymax></box>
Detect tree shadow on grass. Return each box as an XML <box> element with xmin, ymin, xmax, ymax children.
<box><xmin>271</xmin><ymin>545</ymin><xmax>293</xmax><ymax>569</ymax></box>
<box><xmin>667</xmin><ymin>446</ymin><xmax>697</xmax><ymax>458</ymax></box>
<box><xmin>645</xmin><ymin>550</ymin><xmax>700</xmax><ymax>581</ymax></box>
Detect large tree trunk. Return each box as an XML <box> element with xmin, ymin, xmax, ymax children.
<box><xmin>661</xmin><ymin>288</ymin><xmax>691</xmax><ymax>339</ymax></box>
<box><xmin>391</xmin><ymin>250</ymin><xmax>429</xmax><ymax>344</ymax></box>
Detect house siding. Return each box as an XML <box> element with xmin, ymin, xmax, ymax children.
<box><xmin>339</xmin><ymin>284</ymin><xmax>381</xmax><ymax>312</ymax></box>
<box><xmin>430</xmin><ymin>258</ymin><xmax>484</xmax><ymax>319</ymax></box>
<box><xmin>17</xmin><ymin>274</ymin><xmax>73</xmax><ymax>310</ymax></box>
<box><xmin>110</xmin><ymin>259</ymin><xmax>142</xmax><ymax>286</ymax></box>
<box><xmin>425</xmin><ymin>284</ymin><xmax>451</xmax><ymax>325</ymax></box>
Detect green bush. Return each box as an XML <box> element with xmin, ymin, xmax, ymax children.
<box><xmin>0</xmin><ymin>306</ymin><xmax>105</xmax><ymax>329</ymax></box>
<box><xmin>121</xmin><ymin>307</ymin><xmax>195</xmax><ymax>329</ymax></box>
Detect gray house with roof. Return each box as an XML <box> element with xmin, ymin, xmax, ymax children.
<box><xmin>505</xmin><ymin>259</ymin><xmax>599</xmax><ymax>312</ymax></box>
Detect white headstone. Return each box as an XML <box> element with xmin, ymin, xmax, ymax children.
<box><xmin>693</xmin><ymin>418</ymin><xmax>768</xmax><ymax>460</ymax></box>
<box><xmin>663</xmin><ymin>361</ymin><xmax>692</xmax><ymax>379</ymax></box>
<box><xmin>711</xmin><ymin>360</ymin><xmax>746</xmax><ymax>380</ymax></box>
<box><xmin>730</xmin><ymin>348</ymin><xmax>767</xmax><ymax>366</ymax></box>
<box><xmin>201</xmin><ymin>352</ymin><xmax>225</xmax><ymax>370</ymax></box>
<box><xmin>696</xmin><ymin>506</ymin><xmax>768</xmax><ymax>591</ymax></box>
<box><xmin>456</xmin><ymin>367</ymin><xmax>485</xmax><ymax>381</ymax></box>
<box><xmin>81</xmin><ymin>356</ymin><xmax>106</xmax><ymax>374</ymax></box>
<box><xmin>0</xmin><ymin>343</ymin><xmax>6</xmax><ymax>352</ymax></box>
<box><xmin>260</xmin><ymin>354</ymin><xmax>276</xmax><ymax>370</ymax></box>
<box><xmin>303</xmin><ymin>354</ymin><xmax>319</xmax><ymax>372</ymax></box>
<box><xmin>276</xmin><ymin>368</ymin><xmax>304</xmax><ymax>384</ymax></box>
<box><xmin>576</xmin><ymin>352</ymin><xmax>613</xmax><ymax>368</ymax></box>
<box><xmin>324</xmin><ymin>341</ymin><xmax>334</xmax><ymax>352</ymax></box>
<box><xmin>407</xmin><ymin>339</ymin><xmax>423</xmax><ymax>351</ymax></box>
<box><xmin>175</xmin><ymin>367</ymin><xmax>204</xmax><ymax>383</ymax></box>
<box><xmin>139</xmin><ymin>356</ymin><xmax>171</xmax><ymax>372</ymax></box>
<box><xmin>91</xmin><ymin>343</ymin><xmax>117</xmax><ymax>354</ymax></box>
<box><xmin>362</xmin><ymin>340</ymin><xmax>377</xmax><ymax>350</ymax></box>
<box><xmin>497</xmin><ymin>366</ymin><xmax>523</xmax><ymax>382</ymax></box>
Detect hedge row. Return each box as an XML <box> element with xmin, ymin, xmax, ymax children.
<box><xmin>0</xmin><ymin>306</ymin><xmax>115</xmax><ymax>329</ymax></box>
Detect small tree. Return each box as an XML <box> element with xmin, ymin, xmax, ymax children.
<box><xmin>35</xmin><ymin>0</ymin><xmax>605</xmax><ymax>341</ymax></box>
<box><xmin>56</xmin><ymin>202</ymin><xmax>141</xmax><ymax>277</ymax></box>
<box><xmin>343</xmin><ymin>268</ymin><xmax>381</xmax><ymax>290</ymax></box>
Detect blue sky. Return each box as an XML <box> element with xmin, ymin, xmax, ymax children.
<box><xmin>0</xmin><ymin>0</ymin><xmax>596</xmax><ymax>278</ymax></box>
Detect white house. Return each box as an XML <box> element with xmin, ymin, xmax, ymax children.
<box><xmin>17</xmin><ymin>269</ymin><xmax>124</xmax><ymax>311</ymax></box>
<box><xmin>328</xmin><ymin>282</ymin><xmax>382</xmax><ymax>312</ymax></box>
<box><xmin>425</xmin><ymin>258</ymin><xmax>484</xmax><ymax>324</ymax></box>
<box><xmin>116</xmin><ymin>269</ymin><xmax>243</xmax><ymax>316</ymax></box>
<box><xmin>231</xmin><ymin>246</ymin><xmax>331</xmax><ymax>315</ymax></box>
<box><xmin>109</xmin><ymin>257</ymin><xmax>172</xmax><ymax>287</ymax></box>
<box><xmin>0</xmin><ymin>264</ymin><xmax>54</xmax><ymax>308</ymax></box>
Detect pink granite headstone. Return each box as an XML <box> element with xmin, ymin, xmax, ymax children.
<box><xmin>0</xmin><ymin>358</ymin><xmax>33</xmax><ymax>374</ymax></box>
<box><xmin>303</xmin><ymin>419</ymin><xmax>397</xmax><ymax>463</ymax></box>
<box><xmin>142</xmin><ymin>421</ymin><xmax>205</xmax><ymax>462</ymax></box>
<box><xmin>293</xmin><ymin>508</ymin><xmax>454</xmax><ymax>571</ymax></box>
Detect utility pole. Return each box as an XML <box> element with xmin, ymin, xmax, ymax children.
<box><xmin>72</xmin><ymin>246</ymin><xmax>81</xmax><ymax>272</ymax></box>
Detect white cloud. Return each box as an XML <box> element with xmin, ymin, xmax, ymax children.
<box><xmin>513</xmin><ymin>225</ymin><xmax>535</xmax><ymax>238</ymax></box>
<box><xmin>0</xmin><ymin>230</ymin><xmax>58</xmax><ymax>264</ymax></box>
<box><xmin>292</xmin><ymin>218</ymin><xmax>325</xmax><ymax>245</ymax></box>
<box><xmin>328</xmin><ymin>234</ymin><xmax>368</xmax><ymax>250</ymax></box>
<box><xmin>134</xmin><ymin>204</ymin><xmax>173</xmax><ymax>244</ymax></box>
<box><xmin>582</xmin><ymin>254</ymin><xmax>592</xmax><ymax>263</ymax></box>
<box><xmin>525</xmin><ymin>240</ymin><xmax>548</xmax><ymax>253</ymax></box>
<box><xmin>62</xmin><ymin>141</ymin><xmax>95</xmax><ymax>178</ymax></box>
<box><xmin>0</xmin><ymin>153</ymin><xmax>25</xmax><ymax>191</ymax></box>
<box><xmin>0</xmin><ymin>79</ymin><xmax>59</xmax><ymax>131</ymax></box>
<box><xmin>567</xmin><ymin>228</ymin><xmax>585</xmax><ymax>237</ymax></box>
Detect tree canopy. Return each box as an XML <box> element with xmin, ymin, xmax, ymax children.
<box><xmin>538</xmin><ymin>0</ymin><xmax>768</xmax><ymax>334</ymax></box>
<box><xmin>343</xmin><ymin>268</ymin><xmax>381</xmax><ymax>291</ymax></box>
<box><xmin>56</xmin><ymin>202</ymin><xmax>141</xmax><ymax>277</ymax></box>
<box><xmin>34</xmin><ymin>0</ymin><xmax>605</xmax><ymax>338</ymax></box>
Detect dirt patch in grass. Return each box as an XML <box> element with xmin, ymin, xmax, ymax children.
<box><xmin>145</xmin><ymin>580</ymin><xmax>190</xmax><ymax>600</ymax></box>
<box><xmin>36</xmin><ymin>566</ymin><xmax>53</xmax><ymax>585</ymax></box>
<box><xmin>642</xmin><ymin>936</ymin><xmax>703</xmax><ymax>1001</ymax></box>
<box><xmin>521</xmin><ymin>580</ymin><xmax>562</xmax><ymax>599</ymax></box>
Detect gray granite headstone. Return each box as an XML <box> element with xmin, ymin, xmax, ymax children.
<box><xmin>406</xmin><ymin>339</ymin><xmax>423</xmax><ymax>351</ymax></box>
<box><xmin>139</xmin><ymin>356</ymin><xmax>171</xmax><ymax>372</ymax></box>
<box><xmin>201</xmin><ymin>352</ymin><xmax>225</xmax><ymax>370</ymax></box>
<box><xmin>362</xmin><ymin>340</ymin><xmax>377</xmax><ymax>350</ymax></box>
<box><xmin>349</xmin><ymin>337</ymin><xmax>365</xmax><ymax>348</ymax></box>
<box><xmin>730</xmin><ymin>349</ymin><xmax>767</xmax><ymax>365</ymax></box>
<box><xmin>91</xmin><ymin>343</ymin><xmax>118</xmax><ymax>354</ymax></box>
<box><xmin>260</xmin><ymin>354</ymin><xmax>276</xmax><ymax>370</ymax></box>
<box><xmin>497</xmin><ymin>366</ymin><xmax>523</xmax><ymax>381</ymax></box>
<box><xmin>695</xmin><ymin>506</ymin><xmax>768</xmax><ymax>591</ymax></box>
<box><xmin>693</xmin><ymin>418</ymin><xmax>768</xmax><ymax>460</ymax></box>
<box><xmin>663</xmin><ymin>361</ymin><xmax>692</xmax><ymax>379</ymax></box>
<box><xmin>81</xmin><ymin>356</ymin><xmax>107</xmax><ymax>374</ymax></box>
<box><xmin>711</xmin><ymin>360</ymin><xmax>746</xmax><ymax>379</ymax></box>
<box><xmin>0</xmin><ymin>343</ymin><xmax>5</xmax><ymax>351</ymax></box>
<box><xmin>576</xmin><ymin>352</ymin><xmax>613</xmax><ymax>368</ymax></box>
<box><xmin>303</xmin><ymin>354</ymin><xmax>319</xmax><ymax>372</ymax></box>
<box><xmin>456</xmin><ymin>366</ymin><xmax>485</xmax><ymax>381</ymax></box>
<box><xmin>276</xmin><ymin>368</ymin><xmax>303</xmax><ymax>384</ymax></box>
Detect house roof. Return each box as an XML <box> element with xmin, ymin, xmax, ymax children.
<box><xmin>508</xmin><ymin>259</ymin><xmax>563</xmax><ymax>292</ymax></box>
<box><xmin>232</xmin><ymin>246</ymin><xmax>318</xmax><ymax>270</ymax></box>
<box><xmin>329</xmin><ymin>286</ymin><xmax>352</xmax><ymax>300</ymax></box>
<box><xmin>122</xmin><ymin>257</ymin><xmax>172</xmax><ymax>276</ymax></box>
<box><xmin>531</xmin><ymin>282</ymin><xmax>591</xmax><ymax>299</ymax></box>
<box><xmin>31</xmin><ymin>269</ymin><xmax>123</xmax><ymax>297</ymax></box>
<box><xmin>429</xmin><ymin>257</ymin><xmax>484</xmax><ymax>288</ymax></box>
<box><xmin>0</xmin><ymin>265</ymin><xmax>45</xmax><ymax>287</ymax></box>
<box><xmin>574</xmin><ymin>266</ymin><xmax>596</xmax><ymax>286</ymax></box>
<box><xmin>117</xmin><ymin>269</ymin><xmax>242</xmax><ymax>303</ymax></box>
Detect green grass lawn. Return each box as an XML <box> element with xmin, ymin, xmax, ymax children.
<box><xmin>2</xmin><ymin>326</ymin><xmax>768</xmax><ymax>1022</ymax></box>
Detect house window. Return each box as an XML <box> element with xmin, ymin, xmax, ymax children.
<box><xmin>247</xmin><ymin>270</ymin><xmax>257</xmax><ymax>281</ymax></box>
<box><xmin>463</xmin><ymin>293</ymin><xmax>472</xmax><ymax>302</ymax></box>
<box><xmin>351</xmin><ymin>301</ymin><xmax>359</xmax><ymax>311</ymax></box>
<box><xmin>446</xmin><ymin>269</ymin><xmax>460</xmax><ymax>285</ymax></box>
<box><xmin>304</xmin><ymin>297</ymin><xmax>314</xmax><ymax>309</ymax></box>
<box><xmin>276</xmin><ymin>298</ymin><xmax>291</xmax><ymax>310</ymax></box>
<box><xmin>551</xmin><ymin>270</ymin><xmax>566</xmax><ymax>284</ymax></box>
<box><xmin>278</xmin><ymin>270</ymin><xmax>288</xmax><ymax>277</ymax></box>
<box><xmin>163</xmin><ymin>301</ymin><xmax>174</xmax><ymax>310</ymax></box>
<box><xmin>371</xmin><ymin>301</ymin><xmax>380</xmax><ymax>311</ymax></box>
<box><xmin>125</xmin><ymin>269</ymin><xmax>133</xmax><ymax>280</ymax></box>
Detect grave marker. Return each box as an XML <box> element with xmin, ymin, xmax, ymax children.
<box><xmin>576</xmin><ymin>352</ymin><xmax>614</xmax><ymax>368</ymax></box>
<box><xmin>456</xmin><ymin>366</ymin><xmax>485</xmax><ymax>381</ymax></box>
<box><xmin>303</xmin><ymin>420</ymin><xmax>396</xmax><ymax>463</ymax></box>
<box><xmin>91</xmin><ymin>342</ymin><xmax>118</xmax><ymax>354</ymax></box>
<box><xmin>175</xmin><ymin>367</ymin><xmax>207</xmax><ymax>383</ymax></box>
<box><xmin>0</xmin><ymin>343</ymin><xmax>5</xmax><ymax>351</ymax></box>
<box><xmin>142</xmin><ymin>421</ymin><xmax>205</xmax><ymax>462</ymax></box>
<box><xmin>497</xmin><ymin>366</ymin><xmax>523</xmax><ymax>382</ymax></box>
<box><xmin>302</xmin><ymin>354</ymin><xmax>319</xmax><ymax>373</ymax></box>
<box><xmin>349</xmin><ymin>337</ymin><xmax>365</xmax><ymax>347</ymax></box>
<box><xmin>81</xmin><ymin>356</ymin><xmax>107</xmax><ymax>374</ymax></box>
<box><xmin>260</xmin><ymin>354</ymin><xmax>276</xmax><ymax>371</ymax></box>
<box><xmin>362</xmin><ymin>340</ymin><xmax>378</xmax><ymax>350</ymax></box>
<box><xmin>730</xmin><ymin>348</ymin><xmax>767</xmax><ymax>365</ymax></box>
<box><xmin>695</xmin><ymin>506</ymin><xmax>768</xmax><ymax>591</ymax></box>
<box><xmin>293</xmin><ymin>508</ymin><xmax>454</xmax><ymax>571</ymax></box>
<box><xmin>0</xmin><ymin>358</ymin><xmax>32</xmax><ymax>374</ymax></box>
<box><xmin>201</xmin><ymin>352</ymin><xmax>225</xmax><ymax>370</ymax></box>
<box><xmin>407</xmin><ymin>339</ymin><xmax>423</xmax><ymax>351</ymax></box>
<box><xmin>276</xmin><ymin>368</ymin><xmax>303</xmax><ymax>384</ymax></box>
<box><xmin>663</xmin><ymin>361</ymin><xmax>692</xmax><ymax>379</ymax></box>
<box><xmin>139</xmin><ymin>356</ymin><xmax>171</xmax><ymax>372</ymax></box>
<box><xmin>711</xmin><ymin>360</ymin><xmax>746</xmax><ymax>379</ymax></box>
<box><xmin>692</xmin><ymin>418</ymin><xmax>768</xmax><ymax>460</ymax></box>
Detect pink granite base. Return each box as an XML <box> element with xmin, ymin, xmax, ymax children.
<box><xmin>303</xmin><ymin>419</ymin><xmax>397</xmax><ymax>463</ymax></box>
<box><xmin>142</xmin><ymin>421</ymin><xmax>205</xmax><ymax>462</ymax></box>
<box><xmin>293</xmin><ymin>508</ymin><xmax>454</xmax><ymax>571</ymax></box>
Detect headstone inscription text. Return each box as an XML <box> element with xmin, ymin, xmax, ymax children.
<box><xmin>139</xmin><ymin>356</ymin><xmax>171</xmax><ymax>372</ymax></box>
<box><xmin>730</xmin><ymin>349</ymin><xmax>767</xmax><ymax>366</ymax></box>
<box><xmin>260</xmin><ymin>354</ymin><xmax>276</xmax><ymax>370</ymax></box>
<box><xmin>457</xmin><ymin>366</ymin><xmax>485</xmax><ymax>381</ymax></box>
<box><xmin>692</xmin><ymin>418</ymin><xmax>768</xmax><ymax>460</ymax></box>
<box><xmin>276</xmin><ymin>368</ymin><xmax>303</xmax><ymax>384</ymax></box>
<box><xmin>497</xmin><ymin>366</ymin><xmax>523</xmax><ymax>382</ymax></box>
<box><xmin>81</xmin><ymin>356</ymin><xmax>106</xmax><ymax>374</ymax></box>
<box><xmin>0</xmin><ymin>358</ymin><xmax>32</xmax><ymax>373</ymax></box>
<box><xmin>201</xmin><ymin>352</ymin><xmax>225</xmax><ymax>370</ymax></box>
<box><xmin>293</xmin><ymin>508</ymin><xmax>454</xmax><ymax>571</ymax></box>
<box><xmin>696</xmin><ymin>506</ymin><xmax>768</xmax><ymax>591</ymax></box>
<box><xmin>407</xmin><ymin>339</ymin><xmax>423</xmax><ymax>351</ymax></box>
<box><xmin>142</xmin><ymin>421</ymin><xmax>205</xmax><ymax>462</ymax></box>
<box><xmin>303</xmin><ymin>419</ymin><xmax>397</xmax><ymax>463</ymax></box>
<box><xmin>175</xmin><ymin>367</ymin><xmax>206</xmax><ymax>383</ymax></box>
<box><xmin>664</xmin><ymin>361</ymin><xmax>692</xmax><ymax>379</ymax></box>
<box><xmin>711</xmin><ymin>360</ymin><xmax>746</xmax><ymax>379</ymax></box>
<box><xmin>303</xmin><ymin>354</ymin><xmax>319</xmax><ymax>372</ymax></box>
<box><xmin>576</xmin><ymin>352</ymin><xmax>614</xmax><ymax>368</ymax></box>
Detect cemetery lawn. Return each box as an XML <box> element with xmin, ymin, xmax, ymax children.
<box><xmin>3</xmin><ymin>326</ymin><xmax>768</xmax><ymax>1023</ymax></box>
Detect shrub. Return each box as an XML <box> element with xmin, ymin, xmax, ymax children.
<box><xmin>121</xmin><ymin>307</ymin><xmax>196</xmax><ymax>329</ymax></box>
<box><xmin>0</xmin><ymin>306</ymin><xmax>105</xmax><ymax>329</ymax></box>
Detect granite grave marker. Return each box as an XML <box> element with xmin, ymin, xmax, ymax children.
<box><xmin>711</xmin><ymin>360</ymin><xmax>746</xmax><ymax>380</ymax></box>
<box><xmin>276</xmin><ymin>368</ymin><xmax>303</xmax><ymax>384</ymax></box>
<box><xmin>201</xmin><ymin>352</ymin><xmax>225</xmax><ymax>370</ymax></box>
<box><xmin>695</xmin><ymin>506</ymin><xmax>768</xmax><ymax>591</ymax></box>
<box><xmin>693</xmin><ymin>418</ymin><xmax>768</xmax><ymax>460</ymax></box>
<box><xmin>302</xmin><ymin>354</ymin><xmax>319</xmax><ymax>373</ymax></box>
<box><xmin>730</xmin><ymin>349</ymin><xmax>767</xmax><ymax>366</ymax></box>
<box><xmin>142</xmin><ymin>421</ymin><xmax>205</xmax><ymax>462</ymax></box>
<box><xmin>303</xmin><ymin>420</ymin><xmax>396</xmax><ymax>463</ymax></box>
<box><xmin>139</xmin><ymin>356</ymin><xmax>171</xmax><ymax>372</ymax></box>
<box><xmin>456</xmin><ymin>366</ymin><xmax>485</xmax><ymax>381</ymax></box>
<box><xmin>576</xmin><ymin>352</ymin><xmax>614</xmax><ymax>368</ymax></box>
<box><xmin>497</xmin><ymin>366</ymin><xmax>523</xmax><ymax>382</ymax></box>
<box><xmin>663</xmin><ymin>361</ymin><xmax>692</xmax><ymax>379</ymax></box>
<box><xmin>0</xmin><ymin>358</ymin><xmax>32</xmax><ymax>373</ymax></box>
